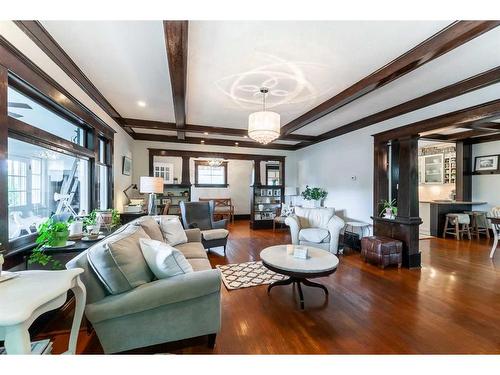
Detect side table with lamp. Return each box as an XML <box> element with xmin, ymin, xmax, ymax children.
<box><xmin>140</xmin><ymin>176</ymin><xmax>165</xmax><ymax>216</ymax></box>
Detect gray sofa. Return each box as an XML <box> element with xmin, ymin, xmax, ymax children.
<box><xmin>66</xmin><ymin>215</ymin><xmax>221</xmax><ymax>354</ymax></box>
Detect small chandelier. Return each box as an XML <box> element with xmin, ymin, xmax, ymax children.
<box><xmin>208</xmin><ymin>158</ymin><xmax>224</xmax><ymax>167</ymax></box>
<box><xmin>248</xmin><ymin>88</ymin><xmax>280</xmax><ymax>144</ymax></box>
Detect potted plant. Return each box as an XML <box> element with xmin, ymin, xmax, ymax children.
<box><xmin>29</xmin><ymin>218</ymin><xmax>69</xmax><ymax>269</ymax></box>
<box><xmin>301</xmin><ymin>185</ymin><xmax>328</xmax><ymax>208</ymax></box>
<box><xmin>379</xmin><ymin>199</ymin><xmax>398</xmax><ymax>219</ymax></box>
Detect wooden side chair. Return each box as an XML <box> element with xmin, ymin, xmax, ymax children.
<box><xmin>442</xmin><ymin>213</ymin><xmax>471</xmax><ymax>240</ymax></box>
<box><xmin>199</xmin><ymin>198</ymin><xmax>234</xmax><ymax>224</ymax></box>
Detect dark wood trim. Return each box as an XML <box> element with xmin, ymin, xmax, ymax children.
<box><xmin>0</xmin><ymin>35</ymin><xmax>115</xmax><ymax>139</ymax></box>
<box><xmin>296</xmin><ymin>65</ymin><xmax>500</xmax><ymax>148</ymax></box>
<box><xmin>465</xmin><ymin>132</ymin><xmax>500</xmax><ymax>145</ymax></box>
<box><xmin>194</xmin><ymin>160</ymin><xmax>228</xmax><ymax>187</ymax></box>
<box><xmin>163</xmin><ymin>21</ymin><xmax>188</xmax><ymax>140</ymax></box>
<box><xmin>455</xmin><ymin>142</ymin><xmax>472</xmax><ymax>201</ymax></box>
<box><xmin>253</xmin><ymin>160</ymin><xmax>262</xmax><ymax>186</ymax></box>
<box><xmin>374</xmin><ymin>99</ymin><xmax>500</xmax><ymax>143</ymax></box>
<box><xmin>0</xmin><ymin>65</ymin><xmax>8</xmax><ymax>254</ymax></box>
<box><xmin>8</xmin><ymin>117</ymin><xmax>95</xmax><ymax>159</ymax></box>
<box><xmin>282</xmin><ymin>21</ymin><xmax>499</xmax><ymax>136</ymax></box>
<box><xmin>150</xmin><ymin>148</ymin><xmax>285</xmax><ymax>162</ymax></box>
<box><xmin>181</xmin><ymin>156</ymin><xmax>190</xmax><ymax>185</ymax></box>
<box><xmin>234</xmin><ymin>214</ymin><xmax>251</xmax><ymax>220</ymax></box>
<box><xmin>14</xmin><ymin>21</ymin><xmax>121</xmax><ymax>119</ymax></box>
<box><xmin>134</xmin><ymin>132</ymin><xmax>296</xmax><ymax>150</ymax></box>
<box><xmin>119</xmin><ymin>117</ymin><xmax>312</xmax><ymax>142</ymax></box>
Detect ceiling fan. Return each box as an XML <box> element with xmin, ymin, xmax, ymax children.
<box><xmin>7</xmin><ymin>101</ymin><xmax>32</xmax><ymax>119</ymax></box>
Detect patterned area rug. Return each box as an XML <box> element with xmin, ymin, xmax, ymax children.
<box><xmin>216</xmin><ymin>261</ymin><xmax>287</xmax><ymax>290</ymax></box>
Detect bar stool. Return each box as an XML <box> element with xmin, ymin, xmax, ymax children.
<box><xmin>442</xmin><ymin>213</ymin><xmax>471</xmax><ymax>240</ymax></box>
<box><xmin>464</xmin><ymin>211</ymin><xmax>490</xmax><ymax>239</ymax></box>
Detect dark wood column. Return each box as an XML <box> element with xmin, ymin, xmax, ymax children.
<box><xmin>397</xmin><ymin>136</ymin><xmax>419</xmax><ymax>218</ymax></box>
<box><xmin>456</xmin><ymin>141</ymin><xmax>472</xmax><ymax>201</ymax></box>
<box><xmin>181</xmin><ymin>155</ymin><xmax>190</xmax><ymax>185</ymax></box>
<box><xmin>253</xmin><ymin>159</ymin><xmax>261</xmax><ymax>186</ymax></box>
<box><xmin>373</xmin><ymin>135</ymin><xmax>422</xmax><ymax>269</ymax></box>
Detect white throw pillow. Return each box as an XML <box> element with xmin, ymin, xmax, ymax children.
<box><xmin>139</xmin><ymin>238</ymin><xmax>193</xmax><ymax>278</ymax></box>
<box><xmin>159</xmin><ymin>217</ymin><xmax>188</xmax><ymax>246</ymax></box>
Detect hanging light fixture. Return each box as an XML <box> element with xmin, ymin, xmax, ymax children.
<box><xmin>248</xmin><ymin>88</ymin><xmax>280</xmax><ymax>144</ymax></box>
<box><xmin>208</xmin><ymin>158</ymin><xmax>224</xmax><ymax>167</ymax></box>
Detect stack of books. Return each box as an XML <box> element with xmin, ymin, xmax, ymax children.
<box><xmin>0</xmin><ymin>339</ymin><xmax>53</xmax><ymax>355</ymax></box>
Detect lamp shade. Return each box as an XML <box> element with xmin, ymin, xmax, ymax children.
<box><xmin>285</xmin><ymin>186</ymin><xmax>298</xmax><ymax>196</ymax></box>
<box><xmin>140</xmin><ymin>176</ymin><xmax>164</xmax><ymax>194</ymax></box>
<box><xmin>248</xmin><ymin>111</ymin><xmax>280</xmax><ymax>144</ymax></box>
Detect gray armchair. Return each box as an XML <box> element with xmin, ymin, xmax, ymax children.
<box><xmin>285</xmin><ymin>206</ymin><xmax>345</xmax><ymax>254</ymax></box>
<box><xmin>180</xmin><ymin>201</ymin><xmax>229</xmax><ymax>254</ymax></box>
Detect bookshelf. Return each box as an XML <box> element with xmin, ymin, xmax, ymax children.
<box><xmin>250</xmin><ymin>185</ymin><xmax>283</xmax><ymax>229</ymax></box>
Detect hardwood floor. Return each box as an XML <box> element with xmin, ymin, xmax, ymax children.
<box><xmin>37</xmin><ymin>221</ymin><xmax>500</xmax><ymax>354</ymax></box>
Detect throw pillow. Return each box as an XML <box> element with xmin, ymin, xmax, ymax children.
<box><xmin>137</xmin><ymin>216</ymin><xmax>164</xmax><ymax>241</ymax></box>
<box><xmin>87</xmin><ymin>225</ymin><xmax>154</xmax><ymax>295</ymax></box>
<box><xmin>160</xmin><ymin>216</ymin><xmax>188</xmax><ymax>246</ymax></box>
<box><xmin>139</xmin><ymin>238</ymin><xmax>194</xmax><ymax>278</ymax></box>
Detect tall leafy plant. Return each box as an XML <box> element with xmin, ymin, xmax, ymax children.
<box><xmin>301</xmin><ymin>185</ymin><xmax>328</xmax><ymax>201</ymax></box>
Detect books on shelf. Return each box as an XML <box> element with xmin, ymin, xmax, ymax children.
<box><xmin>0</xmin><ymin>339</ymin><xmax>52</xmax><ymax>355</ymax></box>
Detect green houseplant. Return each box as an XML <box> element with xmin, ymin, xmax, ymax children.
<box><xmin>379</xmin><ymin>199</ymin><xmax>398</xmax><ymax>219</ymax></box>
<box><xmin>301</xmin><ymin>185</ymin><xmax>328</xmax><ymax>207</ymax></box>
<box><xmin>29</xmin><ymin>218</ymin><xmax>70</xmax><ymax>269</ymax></box>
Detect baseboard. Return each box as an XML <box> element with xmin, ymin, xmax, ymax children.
<box><xmin>234</xmin><ymin>214</ymin><xmax>251</xmax><ymax>220</ymax></box>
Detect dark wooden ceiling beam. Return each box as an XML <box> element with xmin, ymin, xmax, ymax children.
<box><xmin>149</xmin><ymin>148</ymin><xmax>286</xmax><ymax>161</ymax></box>
<box><xmin>374</xmin><ymin>99</ymin><xmax>500</xmax><ymax>143</ymax></box>
<box><xmin>466</xmin><ymin>121</ymin><xmax>500</xmax><ymax>131</ymax></box>
<box><xmin>13</xmin><ymin>21</ymin><xmax>130</xmax><ymax>133</ymax></box>
<box><xmin>163</xmin><ymin>21</ymin><xmax>188</xmax><ymax>140</ymax></box>
<box><xmin>295</xmin><ymin>66</ymin><xmax>500</xmax><ymax>148</ymax></box>
<box><xmin>282</xmin><ymin>21</ymin><xmax>500</xmax><ymax>137</ymax></box>
<box><xmin>133</xmin><ymin>132</ymin><xmax>296</xmax><ymax>150</ymax></box>
<box><xmin>445</xmin><ymin>129</ymin><xmax>497</xmax><ymax>141</ymax></box>
<box><xmin>118</xmin><ymin>117</ymin><xmax>314</xmax><ymax>142</ymax></box>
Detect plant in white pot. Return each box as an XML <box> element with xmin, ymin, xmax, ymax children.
<box><xmin>379</xmin><ymin>199</ymin><xmax>398</xmax><ymax>219</ymax></box>
<box><xmin>300</xmin><ymin>185</ymin><xmax>328</xmax><ymax>208</ymax></box>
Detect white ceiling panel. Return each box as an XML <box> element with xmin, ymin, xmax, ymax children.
<box><xmin>295</xmin><ymin>28</ymin><xmax>500</xmax><ymax>136</ymax></box>
<box><xmin>41</xmin><ymin>20</ymin><xmax>175</xmax><ymax>122</ymax></box>
<box><xmin>186</xmin><ymin>20</ymin><xmax>450</xmax><ymax>130</ymax></box>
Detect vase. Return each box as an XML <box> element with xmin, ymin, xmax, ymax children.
<box><xmin>53</xmin><ymin>229</ymin><xmax>69</xmax><ymax>247</ymax></box>
<box><xmin>304</xmin><ymin>199</ymin><xmax>321</xmax><ymax>208</ymax></box>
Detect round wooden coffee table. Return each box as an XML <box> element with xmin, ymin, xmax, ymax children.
<box><xmin>260</xmin><ymin>245</ymin><xmax>339</xmax><ymax>309</ymax></box>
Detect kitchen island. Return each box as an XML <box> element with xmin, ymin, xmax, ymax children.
<box><xmin>419</xmin><ymin>200</ymin><xmax>487</xmax><ymax>237</ymax></box>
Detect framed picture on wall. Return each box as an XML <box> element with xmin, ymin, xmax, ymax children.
<box><xmin>474</xmin><ymin>155</ymin><xmax>499</xmax><ymax>172</ymax></box>
<box><xmin>122</xmin><ymin>156</ymin><xmax>132</xmax><ymax>176</ymax></box>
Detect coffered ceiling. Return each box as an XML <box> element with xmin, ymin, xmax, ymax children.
<box><xmin>16</xmin><ymin>20</ymin><xmax>500</xmax><ymax>149</ymax></box>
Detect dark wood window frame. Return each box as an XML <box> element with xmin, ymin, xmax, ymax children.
<box><xmin>0</xmin><ymin>39</ymin><xmax>115</xmax><ymax>260</ymax></box>
<box><xmin>265</xmin><ymin>164</ymin><xmax>281</xmax><ymax>185</ymax></box>
<box><xmin>194</xmin><ymin>160</ymin><xmax>229</xmax><ymax>188</ymax></box>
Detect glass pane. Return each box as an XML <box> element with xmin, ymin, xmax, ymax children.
<box><xmin>96</xmin><ymin>164</ymin><xmax>109</xmax><ymax>210</ymax></box>
<box><xmin>8</xmin><ymin>138</ymin><xmax>90</xmax><ymax>241</ymax></box>
<box><xmin>8</xmin><ymin>86</ymin><xmax>85</xmax><ymax>146</ymax></box>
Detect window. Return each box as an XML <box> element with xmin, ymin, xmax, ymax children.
<box><xmin>195</xmin><ymin>161</ymin><xmax>228</xmax><ymax>187</ymax></box>
<box><xmin>266</xmin><ymin>164</ymin><xmax>281</xmax><ymax>185</ymax></box>
<box><xmin>8</xmin><ymin>86</ymin><xmax>85</xmax><ymax>146</ymax></box>
<box><xmin>7</xmin><ymin>138</ymin><xmax>90</xmax><ymax>241</ymax></box>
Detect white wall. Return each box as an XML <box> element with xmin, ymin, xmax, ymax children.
<box><xmin>472</xmin><ymin>140</ymin><xmax>500</xmax><ymax>212</ymax></box>
<box><xmin>0</xmin><ymin>21</ymin><xmax>134</xmax><ymax>212</ymax></box>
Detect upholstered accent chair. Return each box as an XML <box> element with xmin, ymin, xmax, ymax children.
<box><xmin>180</xmin><ymin>201</ymin><xmax>229</xmax><ymax>254</ymax></box>
<box><xmin>285</xmin><ymin>207</ymin><xmax>345</xmax><ymax>254</ymax></box>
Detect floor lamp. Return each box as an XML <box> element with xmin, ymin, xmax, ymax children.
<box><xmin>140</xmin><ymin>176</ymin><xmax>164</xmax><ymax>215</ymax></box>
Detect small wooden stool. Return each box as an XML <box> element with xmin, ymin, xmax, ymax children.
<box><xmin>464</xmin><ymin>211</ymin><xmax>490</xmax><ymax>239</ymax></box>
<box><xmin>361</xmin><ymin>236</ymin><xmax>402</xmax><ymax>269</ymax></box>
<box><xmin>442</xmin><ymin>213</ymin><xmax>471</xmax><ymax>240</ymax></box>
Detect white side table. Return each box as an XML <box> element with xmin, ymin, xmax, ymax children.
<box><xmin>0</xmin><ymin>269</ymin><xmax>86</xmax><ymax>354</ymax></box>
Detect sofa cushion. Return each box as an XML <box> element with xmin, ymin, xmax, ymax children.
<box><xmin>136</xmin><ymin>216</ymin><xmax>164</xmax><ymax>241</ymax></box>
<box><xmin>160</xmin><ymin>216</ymin><xmax>188</xmax><ymax>246</ymax></box>
<box><xmin>294</xmin><ymin>207</ymin><xmax>335</xmax><ymax>229</ymax></box>
<box><xmin>187</xmin><ymin>258</ymin><xmax>213</xmax><ymax>272</ymax></box>
<box><xmin>139</xmin><ymin>238</ymin><xmax>193</xmax><ymax>279</ymax></box>
<box><xmin>88</xmin><ymin>225</ymin><xmax>154</xmax><ymax>295</ymax></box>
<box><xmin>299</xmin><ymin>228</ymin><xmax>330</xmax><ymax>243</ymax></box>
<box><xmin>201</xmin><ymin>228</ymin><xmax>229</xmax><ymax>241</ymax></box>
<box><xmin>175</xmin><ymin>241</ymin><xmax>208</xmax><ymax>259</ymax></box>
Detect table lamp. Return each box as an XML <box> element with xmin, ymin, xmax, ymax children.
<box><xmin>140</xmin><ymin>176</ymin><xmax>164</xmax><ymax>215</ymax></box>
<box><xmin>284</xmin><ymin>186</ymin><xmax>299</xmax><ymax>206</ymax></box>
